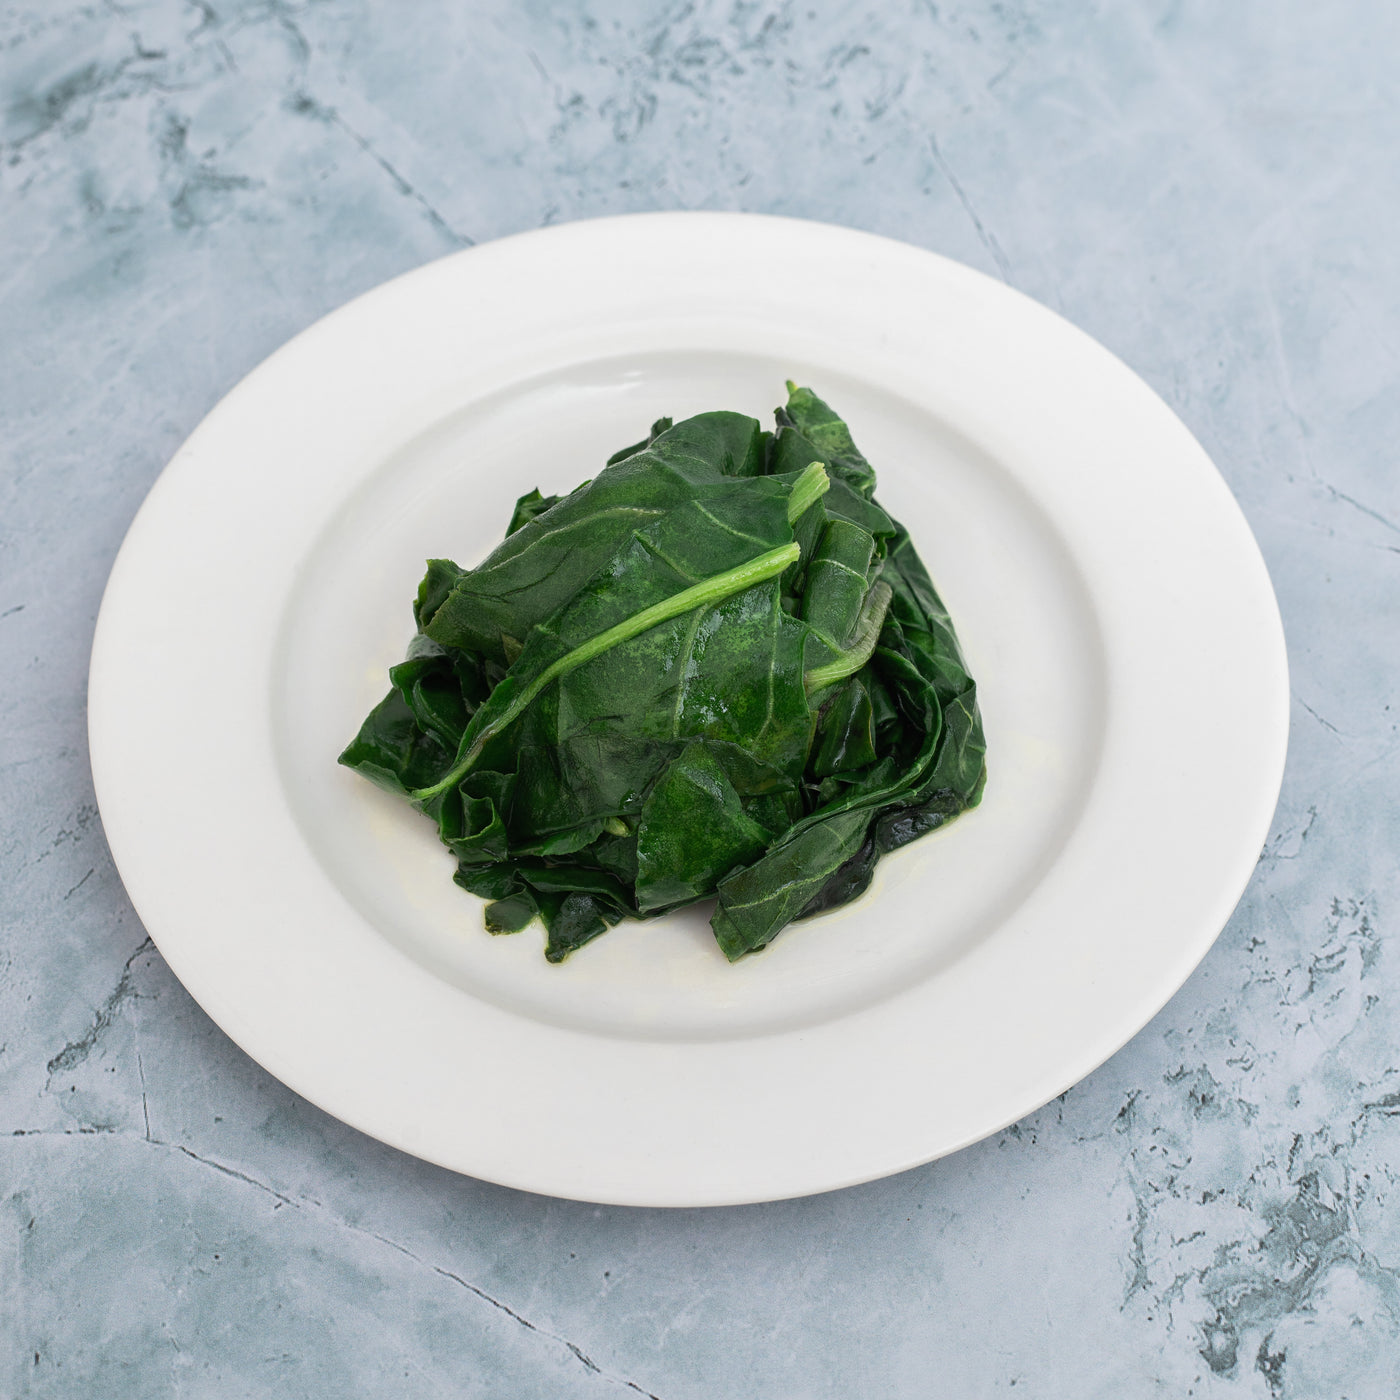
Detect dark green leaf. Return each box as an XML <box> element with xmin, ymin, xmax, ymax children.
<box><xmin>605</xmin><ymin>416</ymin><xmax>673</xmax><ymax>466</ymax></box>
<box><xmin>810</xmin><ymin>674</ymin><xmax>879</xmax><ymax>780</ymax></box>
<box><xmin>438</xmin><ymin>791</ymin><xmax>509</xmax><ymax>866</ymax></box>
<box><xmin>798</xmin><ymin>833</ymin><xmax>879</xmax><ymax>919</ymax></box>
<box><xmin>338</xmin><ymin>688</ymin><xmax>454</xmax><ymax>796</ymax></box>
<box><xmin>544</xmin><ymin>893</ymin><xmax>618</xmax><ymax>962</ymax></box>
<box><xmin>342</xmin><ymin>387</ymin><xmax>986</xmax><ymax>962</ymax></box>
<box><xmin>414</xmin><ymin>559</ymin><xmax>467</xmax><ymax>630</ymax></box>
<box><xmin>506</xmin><ymin>488</ymin><xmax>563</xmax><ymax>536</ymax></box>
<box><xmin>775</xmin><ymin>383</ymin><xmax>878</xmax><ymax>498</ymax></box>
<box><xmin>388</xmin><ymin>654</ymin><xmax>470</xmax><ymax>748</ymax></box>
<box><xmin>455</xmin><ymin>862</ymin><xmax>523</xmax><ymax>901</ymax></box>
<box><xmin>423</xmin><ymin>412</ymin><xmax>774</xmax><ymax>663</ymax></box>
<box><xmin>711</xmin><ymin>809</ymin><xmax>873</xmax><ymax>959</ymax></box>
<box><xmin>484</xmin><ymin>889</ymin><xmax>538</xmax><ymax>934</ymax></box>
<box><xmin>635</xmin><ymin>740</ymin><xmax>772</xmax><ymax>912</ymax></box>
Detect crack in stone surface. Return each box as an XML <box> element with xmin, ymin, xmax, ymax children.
<box><xmin>287</xmin><ymin>90</ymin><xmax>471</xmax><ymax>248</ymax></box>
<box><xmin>43</xmin><ymin>935</ymin><xmax>154</xmax><ymax>1080</ymax></box>
<box><xmin>4</xmin><ymin>1123</ymin><xmax>663</xmax><ymax>1398</ymax></box>
<box><xmin>62</xmin><ymin>866</ymin><xmax>95</xmax><ymax>900</ymax></box>
<box><xmin>137</xmin><ymin>1050</ymin><xmax>151</xmax><ymax>1140</ymax></box>
<box><xmin>1297</xmin><ymin>697</ymin><xmax>1341</xmax><ymax>736</ymax></box>
<box><xmin>927</xmin><ymin>133</ymin><xmax>1011</xmax><ymax>281</ymax></box>
<box><xmin>1323</xmin><ymin>482</ymin><xmax>1400</xmax><ymax>536</ymax></box>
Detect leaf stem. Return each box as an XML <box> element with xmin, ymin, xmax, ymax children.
<box><xmin>786</xmin><ymin>462</ymin><xmax>830</xmax><ymax>523</ymax></box>
<box><xmin>804</xmin><ymin>580</ymin><xmax>893</xmax><ymax>693</ymax></box>
<box><xmin>412</xmin><ymin>541</ymin><xmax>802</xmax><ymax>801</ymax></box>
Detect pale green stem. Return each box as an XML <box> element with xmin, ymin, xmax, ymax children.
<box><xmin>804</xmin><ymin>580</ymin><xmax>893</xmax><ymax>693</ymax></box>
<box><xmin>412</xmin><ymin>541</ymin><xmax>802</xmax><ymax>802</ymax></box>
<box><xmin>786</xmin><ymin>462</ymin><xmax>830</xmax><ymax>523</ymax></box>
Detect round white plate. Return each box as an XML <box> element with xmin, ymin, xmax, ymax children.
<box><xmin>89</xmin><ymin>213</ymin><xmax>1288</xmax><ymax>1206</ymax></box>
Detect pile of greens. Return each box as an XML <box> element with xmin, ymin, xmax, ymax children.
<box><xmin>340</xmin><ymin>385</ymin><xmax>986</xmax><ymax>962</ymax></box>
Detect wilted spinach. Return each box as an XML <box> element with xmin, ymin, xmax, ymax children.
<box><xmin>340</xmin><ymin>385</ymin><xmax>986</xmax><ymax>961</ymax></box>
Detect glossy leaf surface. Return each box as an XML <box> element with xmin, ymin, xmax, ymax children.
<box><xmin>340</xmin><ymin>386</ymin><xmax>986</xmax><ymax>961</ymax></box>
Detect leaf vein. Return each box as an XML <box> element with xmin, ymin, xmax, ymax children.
<box><xmin>692</xmin><ymin>501</ymin><xmax>772</xmax><ymax>547</ymax></box>
<box><xmin>473</xmin><ymin>507</ymin><xmax>667</xmax><ymax>581</ymax></box>
<box><xmin>637</xmin><ymin>535</ymin><xmax>702</xmax><ymax>584</ymax></box>
<box><xmin>669</xmin><ymin>606</ymin><xmax>709</xmax><ymax>739</ymax></box>
<box><xmin>810</xmin><ymin>557</ymin><xmax>868</xmax><ymax>583</ymax></box>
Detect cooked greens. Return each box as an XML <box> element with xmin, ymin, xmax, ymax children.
<box><xmin>340</xmin><ymin>385</ymin><xmax>986</xmax><ymax>962</ymax></box>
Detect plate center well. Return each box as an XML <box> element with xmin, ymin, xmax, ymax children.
<box><xmin>273</xmin><ymin>350</ymin><xmax>1105</xmax><ymax>1042</ymax></box>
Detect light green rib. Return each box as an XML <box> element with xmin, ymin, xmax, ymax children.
<box><xmin>804</xmin><ymin>580</ymin><xmax>893</xmax><ymax>693</ymax></box>
<box><xmin>412</xmin><ymin>540</ymin><xmax>802</xmax><ymax>802</ymax></box>
<box><xmin>786</xmin><ymin>462</ymin><xmax>830</xmax><ymax>523</ymax></box>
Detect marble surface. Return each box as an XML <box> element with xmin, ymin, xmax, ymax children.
<box><xmin>2</xmin><ymin>1</ymin><xmax>1397</xmax><ymax>1394</ymax></box>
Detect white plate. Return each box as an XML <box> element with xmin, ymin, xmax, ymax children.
<box><xmin>89</xmin><ymin>213</ymin><xmax>1288</xmax><ymax>1206</ymax></box>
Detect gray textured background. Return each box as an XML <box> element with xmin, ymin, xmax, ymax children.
<box><xmin>3</xmin><ymin>2</ymin><xmax>1398</xmax><ymax>1396</ymax></box>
